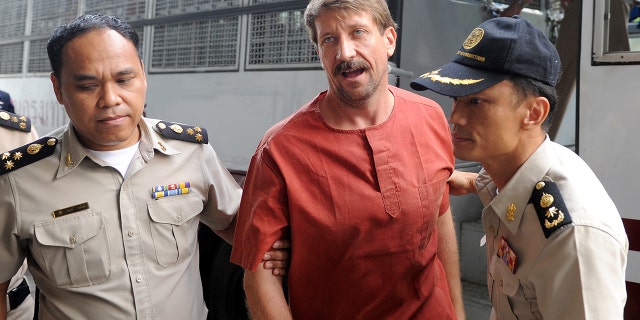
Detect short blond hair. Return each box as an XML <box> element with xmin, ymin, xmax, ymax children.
<box><xmin>304</xmin><ymin>0</ymin><xmax>397</xmax><ymax>46</ymax></box>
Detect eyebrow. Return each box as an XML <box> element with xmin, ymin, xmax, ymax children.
<box><xmin>71</xmin><ymin>67</ymin><xmax>137</xmax><ymax>82</ymax></box>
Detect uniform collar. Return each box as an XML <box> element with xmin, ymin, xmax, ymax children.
<box><xmin>476</xmin><ymin>136</ymin><xmax>554</xmax><ymax>234</ymax></box>
<box><xmin>55</xmin><ymin>118</ymin><xmax>179</xmax><ymax>178</ymax></box>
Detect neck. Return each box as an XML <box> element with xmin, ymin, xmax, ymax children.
<box><xmin>483</xmin><ymin>132</ymin><xmax>546</xmax><ymax>190</ymax></box>
<box><xmin>320</xmin><ymin>88</ymin><xmax>394</xmax><ymax>130</ymax></box>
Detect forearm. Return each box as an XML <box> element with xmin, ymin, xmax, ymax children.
<box><xmin>500</xmin><ymin>0</ymin><xmax>533</xmax><ymax>17</ymax></box>
<box><xmin>213</xmin><ymin>216</ymin><xmax>237</xmax><ymax>245</ymax></box>
<box><xmin>437</xmin><ymin>208</ymin><xmax>466</xmax><ymax>320</ymax></box>
<box><xmin>243</xmin><ymin>264</ymin><xmax>292</xmax><ymax>320</ymax></box>
<box><xmin>1</xmin><ymin>280</ymin><xmax>8</xmax><ymax>319</ymax></box>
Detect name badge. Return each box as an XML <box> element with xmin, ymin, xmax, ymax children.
<box><xmin>52</xmin><ymin>202</ymin><xmax>89</xmax><ymax>218</ymax></box>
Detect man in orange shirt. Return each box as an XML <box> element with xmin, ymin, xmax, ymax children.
<box><xmin>231</xmin><ymin>0</ymin><xmax>465</xmax><ymax>319</ymax></box>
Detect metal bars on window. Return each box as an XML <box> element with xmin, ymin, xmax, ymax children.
<box><xmin>0</xmin><ymin>0</ymin><xmax>318</xmax><ymax>76</ymax></box>
<box><xmin>246</xmin><ymin>9</ymin><xmax>319</xmax><ymax>69</ymax></box>
<box><xmin>151</xmin><ymin>17</ymin><xmax>240</xmax><ymax>71</ymax></box>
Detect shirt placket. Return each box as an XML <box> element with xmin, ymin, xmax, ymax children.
<box><xmin>120</xmin><ymin>152</ymin><xmax>154</xmax><ymax>319</ymax></box>
<box><xmin>365</xmin><ymin>129</ymin><xmax>400</xmax><ymax>217</ymax></box>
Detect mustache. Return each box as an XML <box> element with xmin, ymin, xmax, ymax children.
<box><xmin>333</xmin><ymin>59</ymin><xmax>369</xmax><ymax>76</ymax></box>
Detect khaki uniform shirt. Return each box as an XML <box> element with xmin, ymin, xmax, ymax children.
<box><xmin>477</xmin><ymin>137</ymin><xmax>628</xmax><ymax>319</ymax></box>
<box><xmin>2</xmin><ymin>121</ymin><xmax>38</xmax><ymax>320</ymax></box>
<box><xmin>0</xmin><ymin>118</ymin><xmax>242</xmax><ymax>319</ymax></box>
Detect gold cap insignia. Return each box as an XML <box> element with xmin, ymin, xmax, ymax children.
<box><xmin>463</xmin><ymin>28</ymin><xmax>484</xmax><ymax>50</ymax></box>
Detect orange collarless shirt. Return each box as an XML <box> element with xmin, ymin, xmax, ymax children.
<box><xmin>232</xmin><ymin>86</ymin><xmax>455</xmax><ymax>319</ymax></box>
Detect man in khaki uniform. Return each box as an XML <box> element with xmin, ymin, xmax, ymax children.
<box><xmin>411</xmin><ymin>16</ymin><xmax>628</xmax><ymax>318</ymax></box>
<box><xmin>1</xmin><ymin>111</ymin><xmax>38</xmax><ymax>320</ymax></box>
<box><xmin>0</xmin><ymin>15</ymin><xmax>287</xmax><ymax>319</ymax></box>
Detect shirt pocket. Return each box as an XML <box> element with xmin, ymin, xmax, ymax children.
<box><xmin>147</xmin><ymin>195</ymin><xmax>203</xmax><ymax>267</ymax></box>
<box><xmin>488</xmin><ymin>255</ymin><xmax>519</xmax><ymax>320</ymax></box>
<box><xmin>416</xmin><ymin>175</ymin><xmax>447</xmax><ymax>250</ymax></box>
<box><xmin>33</xmin><ymin>212</ymin><xmax>110</xmax><ymax>287</ymax></box>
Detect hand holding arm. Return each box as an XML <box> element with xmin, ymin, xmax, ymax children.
<box><xmin>500</xmin><ymin>0</ymin><xmax>534</xmax><ymax>17</ymax></box>
<box><xmin>262</xmin><ymin>239</ymin><xmax>291</xmax><ymax>276</ymax></box>
<box><xmin>448</xmin><ymin>170</ymin><xmax>478</xmax><ymax>196</ymax></box>
<box><xmin>1</xmin><ymin>280</ymin><xmax>8</xmax><ymax>319</ymax></box>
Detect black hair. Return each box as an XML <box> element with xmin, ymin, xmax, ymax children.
<box><xmin>47</xmin><ymin>14</ymin><xmax>140</xmax><ymax>80</ymax></box>
<box><xmin>508</xmin><ymin>75</ymin><xmax>558</xmax><ymax>132</ymax></box>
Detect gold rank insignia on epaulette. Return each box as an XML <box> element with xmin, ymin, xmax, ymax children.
<box><xmin>155</xmin><ymin>121</ymin><xmax>208</xmax><ymax>144</ymax></box>
<box><xmin>0</xmin><ymin>111</ymin><xmax>32</xmax><ymax>132</ymax></box>
<box><xmin>528</xmin><ymin>180</ymin><xmax>573</xmax><ymax>238</ymax></box>
<box><xmin>1</xmin><ymin>137</ymin><xmax>57</xmax><ymax>175</ymax></box>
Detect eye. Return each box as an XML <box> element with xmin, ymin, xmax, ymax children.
<box><xmin>322</xmin><ymin>36</ymin><xmax>335</xmax><ymax>44</ymax></box>
<box><xmin>117</xmin><ymin>77</ymin><xmax>133</xmax><ymax>85</ymax></box>
<box><xmin>470</xmin><ymin>98</ymin><xmax>482</xmax><ymax>105</ymax></box>
<box><xmin>77</xmin><ymin>84</ymin><xmax>97</xmax><ymax>91</ymax></box>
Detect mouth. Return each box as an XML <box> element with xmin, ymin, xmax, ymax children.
<box><xmin>451</xmin><ymin>132</ymin><xmax>472</xmax><ymax>143</ymax></box>
<box><xmin>341</xmin><ymin>68</ymin><xmax>365</xmax><ymax>78</ymax></box>
<box><xmin>98</xmin><ymin>114</ymin><xmax>128</xmax><ymax>124</ymax></box>
<box><xmin>334</xmin><ymin>60</ymin><xmax>369</xmax><ymax>78</ymax></box>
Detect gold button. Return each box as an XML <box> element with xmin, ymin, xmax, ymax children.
<box><xmin>69</xmin><ymin>236</ymin><xmax>76</xmax><ymax>244</ymax></box>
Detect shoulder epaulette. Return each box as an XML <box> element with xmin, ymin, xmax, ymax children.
<box><xmin>0</xmin><ymin>111</ymin><xmax>32</xmax><ymax>132</ymax></box>
<box><xmin>156</xmin><ymin>121</ymin><xmax>208</xmax><ymax>144</ymax></box>
<box><xmin>1</xmin><ymin>137</ymin><xmax>58</xmax><ymax>175</ymax></box>
<box><xmin>528</xmin><ymin>180</ymin><xmax>573</xmax><ymax>238</ymax></box>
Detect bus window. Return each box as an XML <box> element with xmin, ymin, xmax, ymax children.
<box><xmin>593</xmin><ymin>0</ymin><xmax>640</xmax><ymax>63</ymax></box>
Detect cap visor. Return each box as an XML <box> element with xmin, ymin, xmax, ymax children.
<box><xmin>410</xmin><ymin>62</ymin><xmax>509</xmax><ymax>97</ymax></box>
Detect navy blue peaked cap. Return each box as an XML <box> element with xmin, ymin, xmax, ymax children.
<box><xmin>410</xmin><ymin>16</ymin><xmax>561</xmax><ymax>97</ymax></box>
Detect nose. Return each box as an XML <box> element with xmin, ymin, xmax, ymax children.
<box><xmin>99</xmin><ymin>84</ymin><xmax>122</xmax><ymax>108</ymax></box>
<box><xmin>337</xmin><ymin>38</ymin><xmax>356</xmax><ymax>60</ymax></box>
<box><xmin>449</xmin><ymin>100</ymin><xmax>465</xmax><ymax>126</ymax></box>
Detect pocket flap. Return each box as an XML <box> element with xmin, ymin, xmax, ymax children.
<box><xmin>489</xmin><ymin>255</ymin><xmax>520</xmax><ymax>296</ymax></box>
<box><xmin>34</xmin><ymin>212</ymin><xmax>104</xmax><ymax>249</ymax></box>
<box><xmin>148</xmin><ymin>195</ymin><xmax>202</xmax><ymax>226</ymax></box>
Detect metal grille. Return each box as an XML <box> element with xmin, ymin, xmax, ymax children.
<box><xmin>154</xmin><ymin>0</ymin><xmax>242</xmax><ymax>17</ymax></box>
<box><xmin>31</xmin><ymin>0</ymin><xmax>80</xmax><ymax>36</ymax></box>
<box><xmin>28</xmin><ymin>39</ymin><xmax>51</xmax><ymax>73</ymax></box>
<box><xmin>0</xmin><ymin>43</ymin><xmax>24</xmax><ymax>74</ymax></box>
<box><xmin>249</xmin><ymin>0</ymin><xmax>293</xmax><ymax>4</ymax></box>
<box><xmin>247</xmin><ymin>9</ymin><xmax>319</xmax><ymax>68</ymax></box>
<box><xmin>0</xmin><ymin>1</ymin><xmax>27</xmax><ymax>39</ymax></box>
<box><xmin>151</xmin><ymin>18</ymin><xmax>240</xmax><ymax>71</ymax></box>
<box><xmin>85</xmin><ymin>0</ymin><xmax>147</xmax><ymax>21</ymax></box>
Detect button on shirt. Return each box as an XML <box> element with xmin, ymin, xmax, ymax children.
<box><xmin>0</xmin><ymin>118</ymin><xmax>242</xmax><ymax>319</ymax></box>
<box><xmin>476</xmin><ymin>137</ymin><xmax>628</xmax><ymax>319</ymax></box>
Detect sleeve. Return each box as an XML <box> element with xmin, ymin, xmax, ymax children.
<box><xmin>199</xmin><ymin>144</ymin><xmax>242</xmax><ymax>231</ymax></box>
<box><xmin>529</xmin><ymin>225</ymin><xmax>627</xmax><ymax>319</ymax></box>
<box><xmin>0</xmin><ymin>175</ymin><xmax>27</xmax><ymax>282</ymax></box>
<box><xmin>230</xmin><ymin>147</ymin><xmax>290</xmax><ymax>271</ymax></box>
<box><xmin>436</xmin><ymin>104</ymin><xmax>454</xmax><ymax>216</ymax></box>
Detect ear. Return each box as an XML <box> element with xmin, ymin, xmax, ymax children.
<box><xmin>50</xmin><ymin>72</ymin><xmax>64</xmax><ymax>105</ymax></box>
<box><xmin>522</xmin><ymin>96</ymin><xmax>550</xmax><ymax>129</ymax></box>
<box><xmin>385</xmin><ymin>26</ymin><xmax>397</xmax><ymax>57</ymax></box>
